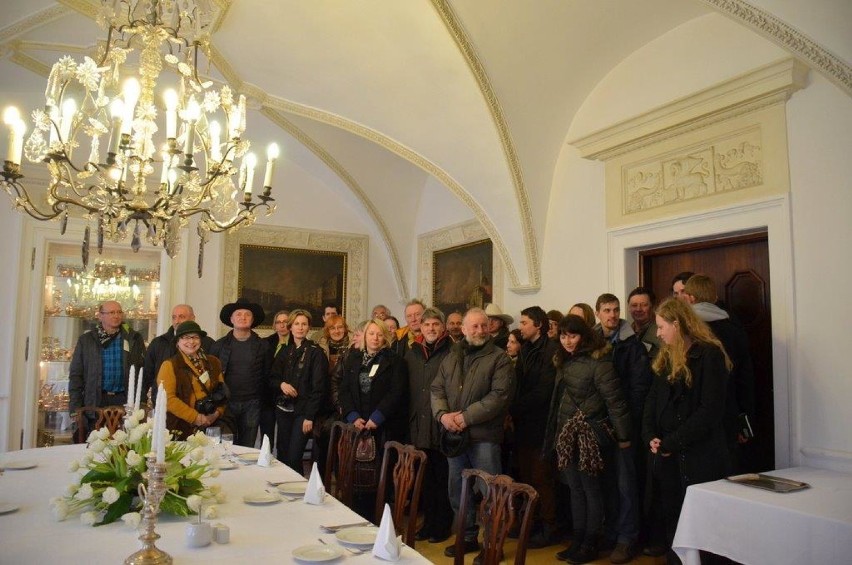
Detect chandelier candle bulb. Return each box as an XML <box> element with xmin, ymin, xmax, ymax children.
<box><xmin>264</xmin><ymin>143</ymin><xmax>279</xmax><ymax>189</ymax></box>
<box><xmin>120</xmin><ymin>78</ymin><xmax>140</xmax><ymax>136</ymax></box>
<box><xmin>3</xmin><ymin>107</ymin><xmax>24</xmax><ymax>165</ymax></box>
<box><xmin>183</xmin><ymin>97</ymin><xmax>200</xmax><ymax>159</ymax></box>
<box><xmin>164</xmin><ymin>89</ymin><xmax>178</xmax><ymax>139</ymax></box>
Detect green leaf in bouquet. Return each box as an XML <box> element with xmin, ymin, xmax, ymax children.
<box><xmin>159</xmin><ymin>492</ymin><xmax>192</xmax><ymax>516</ymax></box>
<box><xmin>81</xmin><ymin>468</ymin><xmax>118</xmax><ymax>484</ymax></box>
<box><xmin>96</xmin><ymin>492</ymin><xmax>134</xmax><ymax>526</ymax></box>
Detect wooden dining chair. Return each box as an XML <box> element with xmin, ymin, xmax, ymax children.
<box><xmin>324</xmin><ymin>422</ymin><xmax>360</xmax><ymax>508</ymax></box>
<box><xmin>453</xmin><ymin>468</ymin><xmax>539</xmax><ymax>565</ymax></box>
<box><xmin>374</xmin><ymin>441</ymin><xmax>427</xmax><ymax>548</ymax></box>
<box><xmin>100</xmin><ymin>405</ymin><xmax>126</xmax><ymax>436</ymax></box>
<box><xmin>74</xmin><ymin>406</ymin><xmax>104</xmax><ymax>443</ymax></box>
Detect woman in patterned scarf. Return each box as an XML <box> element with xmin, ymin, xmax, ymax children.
<box><xmin>158</xmin><ymin>320</ymin><xmax>229</xmax><ymax>440</ymax></box>
<box><xmin>544</xmin><ymin>315</ymin><xmax>631</xmax><ymax>564</ymax></box>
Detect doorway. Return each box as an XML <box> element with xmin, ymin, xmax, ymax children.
<box><xmin>639</xmin><ymin>231</ymin><xmax>774</xmax><ymax>472</ymax></box>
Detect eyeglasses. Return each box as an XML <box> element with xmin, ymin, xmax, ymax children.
<box><xmin>179</xmin><ymin>335</ymin><xmax>201</xmax><ymax>341</ymax></box>
<box><xmin>100</xmin><ymin>310</ymin><xmax>123</xmax><ymax>316</ymax></box>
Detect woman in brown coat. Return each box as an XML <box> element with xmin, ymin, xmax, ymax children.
<box><xmin>157</xmin><ymin>320</ymin><xmax>229</xmax><ymax>440</ymax></box>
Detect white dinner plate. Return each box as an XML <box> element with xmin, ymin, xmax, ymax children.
<box><xmin>277</xmin><ymin>482</ymin><xmax>308</xmax><ymax>495</ymax></box>
<box><xmin>216</xmin><ymin>460</ymin><xmax>238</xmax><ymax>470</ymax></box>
<box><xmin>335</xmin><ymin>526</ymin><xmax>379</xmax><ymax>546</ymax></box>
<box><xmin>0</xmin><ymin>503</ymin><xmax>20</xmax><ymax>515</ymax></box>
<box><xmin>291</xmin><ymin>543</ymin><xmax>344</xmax><ymax>562</ymax></box>
<box><xmin>1</xmin><ymin>461</ymin><xmax>37</xmax><ymax>471</ymax></box>
<box><xmin>242</xmin><ymin>491</ymin><xmax>282</xmax><ymax>505</ymax></box>
<box><xmin>237</xmin><ymin>452</ymin><xmax>260</xmax><ymax>463</ymax></box>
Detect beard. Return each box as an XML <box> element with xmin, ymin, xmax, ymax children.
<box><xmin>465</xmin><ymin>334</ymin><xmax>488</xmax><ymax>347</ymax></box>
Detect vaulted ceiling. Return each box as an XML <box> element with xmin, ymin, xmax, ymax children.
<box><xmin>1</xmin><ymin>0</ymin><xmax>849</xmax><ymax>298</ymax></box>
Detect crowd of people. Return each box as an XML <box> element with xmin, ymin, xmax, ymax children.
<box><xmin>67</xmin><ymin>271</ymin><xmax>754</xmax><ymax>564</ymax></box>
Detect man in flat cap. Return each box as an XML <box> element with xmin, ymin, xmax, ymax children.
<box><xmin>209</xmin><ymin>298</ymin><xmax>272</xmax><ymax>447</ymax></box>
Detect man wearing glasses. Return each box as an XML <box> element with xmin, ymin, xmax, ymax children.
<box><xmin>69</xmin><ymin>300</ymin><xmax>146</xmax><ymax>413</ymax></box>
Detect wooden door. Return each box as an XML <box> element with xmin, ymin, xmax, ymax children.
<box><xmin>640</xmin><ymin>232</ymin><xmax>773</xmax><ymax>472</ymax></box>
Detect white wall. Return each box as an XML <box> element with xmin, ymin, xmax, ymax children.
<box><xmin>785</xmin><ymin>72</ymin><xmax>852</xmax><ymax>471</ymax></box>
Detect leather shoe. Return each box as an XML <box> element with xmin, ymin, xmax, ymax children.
<box><xmin>610</xmin><ymin>542</ymin><xmax>636</xmax><ymax>564</ymax></box>
<box><xmin>556</xmin><ymin>544</ymin><xmax>579</xmax><ymax>562</ymax></box>
<box><xmin>414</xmin><ymin>528</ymin><xmax>430</xmax><ymax>542</ymax></box>
<box><xmin>444</xmin><ymin>539</ymin><xmax>480</xmax><ymax>557</ymax></box>
<box><xmin>473</xmin><ymin>549</ymin><xmax>504</xmax><ymax>565</ymax></box>
<box><xmin>428</xmin><ymin>530</ymin><xmax>451</xmax><ymax>543</ymax></box>
<box><xmin>642</xmin><ymin>544</ymin><xmax>668</xmax><ymax>557</ymax></box>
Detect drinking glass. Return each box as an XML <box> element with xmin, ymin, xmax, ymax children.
<box><xmin>205</xmin><ymin>426</ymin><xmax>221</xmax><ymax>446</ymax></box>
<box><xmin>221</xmin><ymin>433</ymin><xmax>234</xmax><ymax>456</ymax></box>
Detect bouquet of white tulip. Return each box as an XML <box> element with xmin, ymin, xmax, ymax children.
<box><xmin>50</xmin><ymin>410</ymin><xmax>223</xmax><ymax>527</ymax></box>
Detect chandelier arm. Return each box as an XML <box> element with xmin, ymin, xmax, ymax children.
<box><xmin>2</xmin><ymin>178</ymin><xmax>64</xmax><ymax>221</ymax></box>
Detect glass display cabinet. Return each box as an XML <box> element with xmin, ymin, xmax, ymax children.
<box><xmin>37</xmin><ymin>242</ymin><xmax>161</xmax><ymax>446</ymax></box>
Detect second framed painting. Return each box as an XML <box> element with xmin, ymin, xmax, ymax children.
<box><xmin>432</xmin><ymin>239</ymin><xmax>493</xmax><ymax>316</ymax></box>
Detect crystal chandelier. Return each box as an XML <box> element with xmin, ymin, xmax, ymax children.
<box><xmin>1</xmin><ymin>0</ymin><xmax>278</xmax><ymax>276</ymax></box>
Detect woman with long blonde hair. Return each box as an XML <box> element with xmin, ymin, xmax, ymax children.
<box><xmin>642</xmin><ymin>298</ymin><xmax>732</xmax><ymax>558</ymax></box>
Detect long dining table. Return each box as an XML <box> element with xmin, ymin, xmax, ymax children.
<box><xmin>0</xmin><ymin>444</ymin><xmax>431</xmax><ymax>564</ymax></box>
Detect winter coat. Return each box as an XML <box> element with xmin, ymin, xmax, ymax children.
<box><xmin>511</xmin><ymin>332</ymin><xmax>559</xmax><ymax>448</ymax></box>
<box><xmin>270</xmin><ymin>339</ymin><xmax>329</xmax><ymax>421</ymax></box>
<box><xmin>143</xmin><ymin>326</ymin><xmax>214</xmax><ymax>405</ymax></box>
<box><xmin>69</xmin><ymin>327</ymin><xmax>145</xmax><ymax>412</ymax></box>
<box><xmin>405</xmin><ymin>333</ymin><xmax>452</xmax><ymax>449</ymax></box>
<box><xmin>338</xmin><ymin>348</ymin><xmax>408</xmax><ymax>443</ymax></box>
<box><xmin>596</xmin><ymin>320</ymin><xmax>654</xmax><ymax>434</ymax></box>
<box><xmin>642</xmin><ymin>342</ymin><xmax>731</xmax><ymax>487</ymax></box>
<box><xmin>544</xmin><ymin>346</ymin><xmax>632</xmax><ymax>456</ymax></box>
<box><xmin>430</xmin><ymin>338</ymin><xmax>515</xmax><ymax>444</ymax></box>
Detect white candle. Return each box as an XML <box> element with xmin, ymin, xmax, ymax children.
<box><xmin>208</xmin><ymin>120</ymin><xmax>221</xmax><ymax>162</ymax></box>
<box><xmin>263</xmin><ymin>143</ymin><xmax>279</xmax><ymax>189</ymax></box>
<box><xmin>60</xmin><ymin>98</ymin><xmax>76</xmax><ymax>142</ymax></box>
<box><xmin>4</xmin><ymin>107</ymin><xmax>20</xmax><ymax>163</ymax></box>
<box><xmin>11</xmin><ymin>119</ymin><xmax>26</xmax><ymax>165</ymax></box>
<box><xmin>108</xmin><ymin>99</ymin><xmax>124</xmax><ymax>155</ymax></box>
<box><xmin>155</xmin><ymin>383</ymin><xmax>167</xmax><ymax>463</ymax></box>
<box><xmin>135</xmin><ymin>368</ymin><xmax>143</xmax><ymax>410</ymax></box>
<box><xmin>244</xmin><ymin>152</ymin><xmax>257</xmax><ymax>195</ymax></box>
<box><xmin>121</xmin><ymin>78</ymin><xmax>140</xmax><ymax>136</ymax></box>
<box><xmin>127</xmin><ymin>366</ymin><xmax>136</xmax><ymax>409</ymax></box>
<box><xmin>183</xmin><ymin>96</ymin><xmax>200</xmax><ymax>157</ymax></box>
<box><xmin>164</xmin><ymin>89</ymin><xmax>178</xmax><ymax>139</ymax></box>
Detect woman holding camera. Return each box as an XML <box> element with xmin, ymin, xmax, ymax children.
<box><xmin>157</xmin><ymin>320</ymin><xmax>229</xmax><ymax>440</ymax></box>
<box><xmin>270</xmin><ymin>309</ymin><xmax>329</xmax><ymax>473</ymax></box>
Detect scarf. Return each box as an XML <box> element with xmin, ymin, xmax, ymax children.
<box><xmin>555</xmin><ymin>409</ymin><xmax>610</xmax><ymax>476</ymax></box>
<box><xmin>96</xmin><ymin>324</ymin><xmax>121</xmax><ymax>347</ymax></box>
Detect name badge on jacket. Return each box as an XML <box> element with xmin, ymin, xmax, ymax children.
<box><xmin>123</xmin><ymin>339</ymin><xmax>130</xmax><ymax>352</ymax></box>
<box><xmin>199</xmin><ymin>371</ymin><xmax>210</xmax><ymax>384</ymax></box>
<box><xmin>369</xmin><ymin>364</ymin><xmax>379</xmax><ymax>378</ymax></box>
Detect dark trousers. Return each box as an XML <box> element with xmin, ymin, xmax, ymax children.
<box><xmin>99</xmin><ymin>392</ymin><xmax>127</xmax><ymax>407</ymax></box>
<box><xmin>516</xmin><ymin>444</ymin><xmax>557</xmax><ymax>530</ymax></box>
<box><xmin>229</xmin><ymin>398</ymin><xmax>260</xmax><ymax>448</ymax></box>
<box><xmin>560</xmin><ymin>465</ymin><xmax>604</xmax><ymax>541</ymax></box>
<box><xmin>420</xmin><ymin>448</ymin><xmax>454</xmax><ymax>537</ymax></box>
<box><xmin>603</xmin><ymin>443</ymin><xmax>641</xmax><ymax>545</ymax></box>
<box><xmin>647</xmin><ymin>453</ymin><xmax>686</xmax><ymax>548</ymax></box>
<box><xmin>275</xmin><ymin>410</ymin><xmax>311</xmax><ymax>474</ymax></box>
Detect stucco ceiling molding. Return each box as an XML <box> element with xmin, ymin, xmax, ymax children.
<box><xmin>57</xmin><ymin>0</ymin><xmax>98</xmax><ymax>20</ymax></box>
<box><xmin>206</xmin><ymin>42</ymin><xmax>524</xmax><ymax>291</ymax></box>
<box><xmin>431</xmin><ymin>0</ymin><xmax>540</xmax><ymax>289</ymax></box>
<box><xmin>9</xmin><ymin>48</ymin><xmax>51</xmax><ymax>77</ymax></box>
<box><xmin>0</xmin><ymin>4</ymin><xmax>70</xmax><ymax>46</ymax></box>
<box><xmin>569</xmin><ymin>58</ymin><xmax>808</xmax><ymax>161</ymax></box>
<box><xmin>702</xmin><ymin>0</ymin><xmax>852</xmax><ymax>97</ymax></box>
<box><xmin>261</xmin><ymin>107</ymin><xmax>410</xmax><ymax>303</ymax></box>
<box><xmin>417</xmin><ymin>219</ymin><xmax>503</xmax><ymax>308</ymax></box>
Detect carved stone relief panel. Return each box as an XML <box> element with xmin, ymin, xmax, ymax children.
<box><xmin>624</xmin><ymin>127</ymin><xmax>763</xmax><ymax>214</ymax></box>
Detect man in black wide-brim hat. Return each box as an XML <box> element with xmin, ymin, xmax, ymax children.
<box><xmin>209</xmin><ymin>298</ymin><xmax>272</xmax><ymax>448</ymax></box>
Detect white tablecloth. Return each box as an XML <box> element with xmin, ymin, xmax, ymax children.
<box><xmin>0</xmin><ymin>445</ymin><xmax>430</xmax><ymax>564</ymax></box>
<box><xmin>673</xmin><ymin>466</ymin><xmax>852</xmax><ymax>565</ymax></box>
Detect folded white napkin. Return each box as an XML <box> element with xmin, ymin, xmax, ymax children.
<box><xmin>372</xmin><ymin>503</ymin><xmax>402</xmax><ymax>561</ymax></box>
<box><xmin>303</xmin><ymin>461</ymin><xmax>326</xmax><ymax>505</ymax></box>
<box><xmin>257</xmin><ymin>434</ymin><xmax>273</xmax><ymax>467</ymax></box>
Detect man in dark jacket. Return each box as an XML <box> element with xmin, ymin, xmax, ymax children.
<box><xmin>431</xmin><ymin>307</ymin><xmax>515</xmax><ymax>558</ymax></box>
<box><xmin>143</xmin><ymin>304</ymin><xmax>214</xmax><ymax>406</ymax></box>
<box><xmin>209</xmin><ymin>298</ymin><xmax>272</xmax><ymax>448</ymax></box>
<box><xmin>595</xmin><ymin>293</ymin><xmax>653</xmax><ymax>564</ymax></box>
<box><xmin>405</xmin><ymin>307</ymin><xmax>454</xmax><ymax>543</ymax></box>
<box><xmin>69</xmin><ymin>300</ymin><xmax>145</xmax><ymax>413</ymax></box>
<box><xmin>683</xmin><ymin>274</ymin><xmax>756</xmax><ymax>471</ymax></box>
<box><xmin>512</xmin><ymin>305</ymin><xmax>560</xmax><ymax>547</ymax></box>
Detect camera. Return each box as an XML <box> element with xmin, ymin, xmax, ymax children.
<box><xmin>195</xmin><ymin>383</ymin><xmax>227</xmax><ymax>415</ymax></box>
<box><xmin>276</xmin><ymin>395</ymin><xmax>295</xmax><ymax>413</ymax></box>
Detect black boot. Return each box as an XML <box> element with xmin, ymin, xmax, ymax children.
<box><xmin>565</xmin><ymin>534</ymin><xmax>599</xmax><ymax>564</ymax></box>
<box><xmin>556</xmin><ymin>531</ymin><xmax>584</xmax><ymax>562</ymax></box>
